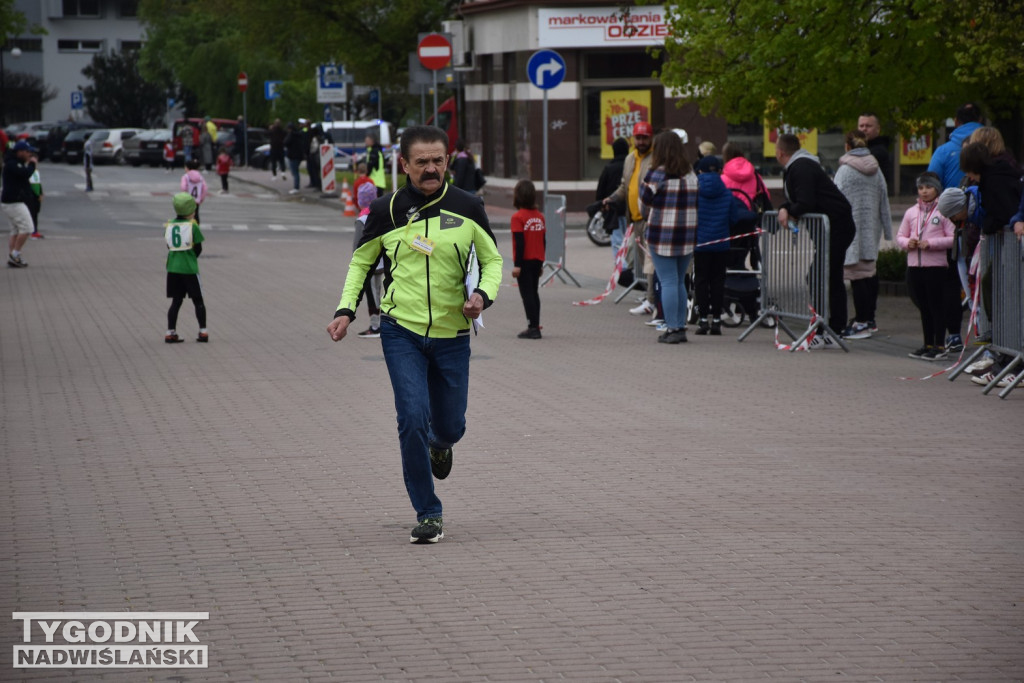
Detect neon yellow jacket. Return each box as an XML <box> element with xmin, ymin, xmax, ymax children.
<box><xmin>334</xmin><ymin>182</ymin><xmax>503</xmax><ymax>338</ymax></box>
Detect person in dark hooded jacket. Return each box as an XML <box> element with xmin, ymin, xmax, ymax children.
<box><xmin>692</xmin><ymin>165</ymin><xmax>754</xmax><ymax>334</ymax></box>
<box><xmin>597</xmin><ymin>137</ymin><xmax>630</xmax><ymax>260</ymax></box>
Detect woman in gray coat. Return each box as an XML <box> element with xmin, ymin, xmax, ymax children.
<box><xmin>199</xmin><ymin>129</ymin><xmax>214</xmax><ymax>172</ymax></box>
<box><xmin>834</xmin><ymin>130</ymin><xmax>892</xmax><ymax>339</ymax></box>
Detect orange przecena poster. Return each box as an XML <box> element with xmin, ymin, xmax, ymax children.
<box><xmin>600</xmin><ymin>90</ymin><xmax>651</xmax><ymax>159</ymax></box>
<box><xmin>763</xmin><ymin>122</ymin><xmax>818</xmax><ymax>156</ymax></box>
<box><xmin>900</xmin><ymin>133</ymin><xmax>933</xmax><ymax>166</ymax></box>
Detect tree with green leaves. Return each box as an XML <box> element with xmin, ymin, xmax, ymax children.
<box><xmin>81</xmin><ymin>49</ymin><xmax>168</xmax><ymax>127</ymax></box>
<box><xmin>137</xmin><ymin>0</ymin><xmax>460</xmax><ymax>127</ymax></box>
<box><xmin>653</xmin><ymin>0</ymin><xmax>1024</xmax><ymax>133</ymax></box>
<box><xmin>2</xmin><ymin>0</ymin><xmax>48</xmax><ymax>124</ymax></box>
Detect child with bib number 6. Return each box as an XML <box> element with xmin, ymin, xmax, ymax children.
<box><xmin>164</xmin><ymin>192</ymin><xmax>208</xmax><ymax>344</ymax></box>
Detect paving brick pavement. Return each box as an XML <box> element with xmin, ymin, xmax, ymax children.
<box><xmin>1</xmin><ymin>173</ymin><xmax>1021</xmax><ymax>682</ymax></box>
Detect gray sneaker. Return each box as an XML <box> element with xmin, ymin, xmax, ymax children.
<box><xmin>429</xmin><ymin>446</ymin><xmax>453</xmax><ymax>480</ymax></box>
<box><xmin>410</xmin><ymin>517</ymin><xmax>443</xmax><ymax>544</ymax></box>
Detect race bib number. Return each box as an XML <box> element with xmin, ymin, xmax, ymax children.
<box><xmin>410</xmin><ymin>234</ymin><xmax>435</xmax><ymax>256</ymax></box>
<box><xmin>165</xmin><ymin>221</ymin><xmax>194</xmax><ymax>252</ymax></box>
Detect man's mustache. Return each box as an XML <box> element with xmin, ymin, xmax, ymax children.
<box><xmin>421</xmin><ymin>172</ymin><xmax>441</xmax><ymax>181</ymax></box>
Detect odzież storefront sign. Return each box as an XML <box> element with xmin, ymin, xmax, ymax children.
<box><xmin>538</xmin><ymin>6</ymin><xmax>668</xmax><ymax>48</ymax></box>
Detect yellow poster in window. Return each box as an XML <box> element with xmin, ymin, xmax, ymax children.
<box><xmin>763</xmin><ymin>122</ymin><xmax>818</xmax><ymax>157</ymax></box>
<box><xmin>899</xmin><ymin>131</ymin><xmax>933</xmax><ymax>166</ymax></box>
<box><xmin>600</xmin><ymin>90</ymin><xmax>651</xmax><ymax>159</ymax></box>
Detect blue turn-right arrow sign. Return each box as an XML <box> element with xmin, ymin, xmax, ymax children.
<box><xmin>527</xmin><ymin>50</ymin><xmax>566</xmax><ymax>90</ymax></box>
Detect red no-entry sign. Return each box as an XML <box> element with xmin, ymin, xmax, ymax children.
<box><xmin>417</xmin><ymin>34</ymin><xmax>452</xmax><ymax>71</ymax></box>
<box><xmin>237</xmin><ymin>72</ymin><xmax>248</xmax><ymax>93</ymax></box>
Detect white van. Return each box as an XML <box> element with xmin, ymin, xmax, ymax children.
<box><xmin>320</xmin><ymin>120</ymin><xmax>394</xmax><ymax>167</ymax></box>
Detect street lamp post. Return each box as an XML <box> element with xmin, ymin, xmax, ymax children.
<box><xmin>1</xmin><ymin>44</ymin><xmax>24</xmax><ymax>127</ymax></box>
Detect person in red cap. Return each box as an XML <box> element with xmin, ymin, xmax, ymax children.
<box><xmin>602</xmin><ymin>121</ymin><xmax>659</xmax><ymax>317</ymax></box>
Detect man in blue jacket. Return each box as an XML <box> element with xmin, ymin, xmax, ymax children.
<box><xmin>928</xmin><ymin>103</ymin><xmax>983</xmax><ymax>190</ymax></box>
<box><xmin>2</xmin><ymin>141</ymin><xmax>38</xmax><ymax>268</ymax></box>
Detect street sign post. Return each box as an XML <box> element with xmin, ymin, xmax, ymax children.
<box><xmin>527</xmin><ymin>49</ymin><xmax>577</xmax><ymax>287</ymax></box>
<box><xmin>527</xmin><ymin>49</ymin><xmax>566</xmax><ymax>205</ymax></box>
<box><xmin>317</xmin><ymin>64</ymin><xmax>349</xmax><ymax>104</ymax></box>
<box><xmin>238</xmin><ymin>72</ymin><xmax>248</xmax><ymax>166</ymax></box>
<box><xmin>418</xmin><ymin>33</ymin><xmax>452</xmax><ymax>124</ymax></box>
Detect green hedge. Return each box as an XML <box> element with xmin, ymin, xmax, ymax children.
<box><xmin>876</xmin><ymin>247</ymin><xmax>906</xmax><ymax>282</ymax></box>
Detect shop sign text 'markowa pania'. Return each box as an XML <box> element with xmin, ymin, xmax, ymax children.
<box><xmin>538</xmin><ymin>7</ymin><xmax>669</xmax><ymax>48</ymax></box>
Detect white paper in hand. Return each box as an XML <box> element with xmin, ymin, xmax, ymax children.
<box><xmin>465</xmin><ymin>243</ymin><xmax>483</xmax><ymax>331</ymax></box>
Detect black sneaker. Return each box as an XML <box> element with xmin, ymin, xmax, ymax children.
<box><xmin>357</xmin><ymin>327</ymin><xmax>381</xmax><ymax>338</ymax></box>
<box><xmin>165</xmin><ymin>333</ymin><xmax>184</xmax><ymax>344</ymax></box>
<box><xmin>710</xmin><ymin>319</ymin><xmax>722</xmax><ymax>336</ymax></box>
<box><xmin>695</xmin><ymin>319</ymin><xmax>710</xmax><ymax>335</ymax></box>
<box><xmin>517</xmin><ymin>327</ymin><xmax>542</xmax><ymax>339</ymax></box>
<box><xmin>923</xmin><ymin>346</ymin><xmax>948</xmax><ymax>361</ymax></box>
<box><xmin>410</xmin><ymin>517</ymin><xmax>443</xmax><ymax>544</ymax></box>
<box><xmin>7</xmin><ymin>254</ymin><xmax>26</xmax><ymax>268</ymax></box>
<box><xmin>945</xmin><ymin>334</ymin><xmax>963</xmax><ymax>353</ymax></box>
<box><xmin>429</xmin><ymin>446</ymin><xmax>453</xmax><ymax>480</ymax></box>
<box><xmin>908</xmin><ymin>345</ymin><xmax>930</xmax><ymax>359</ymax></box>
<box><xmin>657</xmin><ymin>328</ymin><xmax>688</xmax><ymax>344</ymax></box>
<box><xmin>196</xmin><ymin>332</ymin><xmax>209</xmax><ymax>343</ymax></box>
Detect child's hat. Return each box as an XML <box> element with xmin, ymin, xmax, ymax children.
<box><xmin>356</xmin><ymin>182</ymin><xmax>377</xmax><ymax>210</ymax></box>
<box><xmin>173</xmin><ymin>192</ymin><xmax>197</xmax><ymax>216</ymax></box>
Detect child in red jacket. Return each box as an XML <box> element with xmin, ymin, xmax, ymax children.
<box><xmin>510</xmin><ymin>179</ymin><xmax>546</xmax><ymax>339</ymax></box>
<box><xmin>216</xmin><ymin>147</ymin><xmax>232</xmax><ymax>194</ymax></box>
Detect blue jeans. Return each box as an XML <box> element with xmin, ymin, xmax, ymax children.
<box><xmin>610</xmin><ymin>217</ymin><xmax>627</xmax><ymax>264</ymax></box>
<box><xmin>649</xmin><ymin>252</ymin><xmax>693</xmax><ymax>330</ymax></box>
<box><xmin>288</xmin><ymin>158</ymin><xmax>301</xmax><ymax>190</ymax></box>
<box><xmin>380</xmin><ymin>319</ymin><xmax>470</xmax><ymax>521</ymax></box>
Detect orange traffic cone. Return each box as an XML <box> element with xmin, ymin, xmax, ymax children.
<box><xmin>342</xmin><ymin>179</ymin><xmax>356</xmax><ymax>217</ymax></box>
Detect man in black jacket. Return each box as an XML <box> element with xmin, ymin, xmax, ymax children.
<box><xmin>858</xmin><ymin>113</ymin><xmax>893</xmax><ymax>194</ymax></box>
<box><xmin>2</xmin><ymin>141</ymin><xmax>38</xmax><ymax>268</ymax></box>
<box><xmin>597</xmin><ymin>137</ymin><xmax>629</xmax><ymax>260</ymax></box>
<box><xmin>775</xmin><ymin>134</ymin><xmax>856</xmax><ymax>338</ymax></box>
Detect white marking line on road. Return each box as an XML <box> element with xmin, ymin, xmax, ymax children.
<box><xmin>257</xmin><ymin>238</ymin><xmax>320</xmax><ymax>243</ymax></box>
<box><xmin>267</xmin><ymin>224</ymin><xmax>288</xmax><ymax>231</ymax></box>
<box><xmin>232</xmin><ymin>224</ymin><xmax>249</xmax><ymax>231</ymax></box>
<box><xmin>306</xmin><ymin>226</ymin><xmax>328</xmax><ymax>232</ymax></box>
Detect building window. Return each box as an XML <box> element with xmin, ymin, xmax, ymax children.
<box><xmin>584</xmin><ymin>51</ymin><xmax>662</xmax><ymax>80</ymax></box>
<box><xmin>7</xmin><ymin>38</ymin><xmax>43</xmax><ymax>53</ymax></box>
<box><xmin>62</xmin><ymin>0</ymin><xmax>101</xmax><ymax>17</ymax></box>
<box><xmin>57</xmin><ymin>39</ymin><xmax>105</xmax><ymax>52</ymax></box>
<box><xmin>119</xmin><ymin>0</ymin><xmax>139</xmax><ymax>17</ymax></box>
<box><xmin>120</xmin><ymin>40</ymin><xmax>143</xmax><ymax>51</ymax></box>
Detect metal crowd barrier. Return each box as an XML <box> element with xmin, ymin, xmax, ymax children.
<box><xmin>949</xmin><ymin>230</ymin><xmax>1024</xmax><ymax>398</ymax></box>
<box><xmin>614</xmin><ymin>221</ymin><xmax>649</xmax><ymax>303</ymax></box>
<box><xmin>541</xmin><ymin>193</ymin><xmax>580</xmax><ymax>287</ymax></box>
<box><xmin>738</xmin><ymin>211</ymin><xmax>849</xmax><ymax>351</ymax></box>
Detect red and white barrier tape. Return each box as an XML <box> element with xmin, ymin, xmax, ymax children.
<box><xmin>572</xmin><ymin>224</ymin><xmax>634</xmax><ymax>306</ymax></box>
<box><xmin>773</xmin><ymin>305</ymin><xmax>819</xmax><ymax>352</ymax></box>
<box><xmin>572</xmin><ymin>226</ymin><xmax>763</xmax><ymax>307</ymax></box>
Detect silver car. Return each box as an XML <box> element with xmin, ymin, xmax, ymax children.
<box><xmin>87</xmin><ymin>128</ymin><xmax>146</xmax><ymax>164</ymax></box>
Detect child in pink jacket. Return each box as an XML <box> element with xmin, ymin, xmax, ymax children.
<box><xmin>896</xmin><ymin>172</ymin><xmax>956</xmax><ymax>361</ymax></box>
<box><xmin>180</xmin><ymin>158</ymin><xmax>208</xmax><ymax>224</ymax></box>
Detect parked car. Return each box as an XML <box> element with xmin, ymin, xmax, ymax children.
<box><xmin>215</xmin><ymin>127</ymin><xmax>269</xmax><ymax>165</ymax></box>
<box><xmin>135</xmin><ymin>129</ymin><xmax>174</xmax><ymax>167</ymax></box>
<box><xmin>11</xmin><ymin>121</ymin><xmax>61</xmax><ymax>159</ymax></box>
<box><xmin>88</xmin><ymin>128</ymin><xmax>145</xmax><ymax>164</ymax></box>
<box><xmin>47</xmin><ymin>121</ymin><xmax>102</xmax><ymax>162</ymax></box>
<box><xmin>62</xmin><ymin>129</ymin><xmax>95</xmax><ymax>164</ymax></box>
<box><xmin>172</xmin><ymin>118</ymin><xmax>237</xmax><ymax>163</ymax></box>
